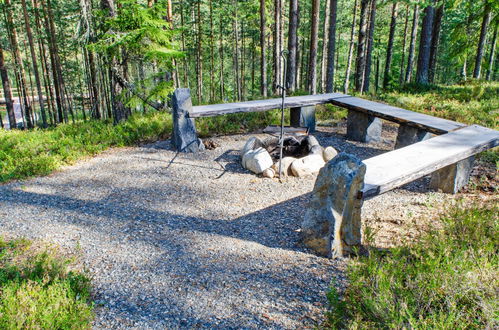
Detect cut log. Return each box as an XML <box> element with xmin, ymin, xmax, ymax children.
<box><xmin>190</xmin><ymin>93</ymin><xmax>345</xmax><ymax>117</ymax></box>
<box><xmin>331</xmin><ymin>96</ymin><xmax>465</xmax><ymax>134</ymax></box>
<box><xmin>361</xmin><ymin>125</ymin><xmax>499</xmax><ymax>198</ymax></box>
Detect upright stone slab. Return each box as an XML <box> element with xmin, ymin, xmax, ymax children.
<box><xmin>172</xmin><ymin>89</ymin><xmax>205</xmax><ymax>153</ymax></box>
<box><xmin>290</xmin><ymin>106</ymin><xmax>316</xmax><ymax>132</ymax></box>
<box><xmin>395</xmin><ymin>124</ymin><xmax>432</xmax><ymax>149</ymax></box>
<box><xmin>301</xmin><ymin>153</ymin><xmax>366</xmax><ymax>258</ymax></box>
<box><xmin>430</xmin><ymin>156</ymin><xmax>474</xmax><ymax>193</ymax></box>
<box><xmin>346</xmin><ymin>110</ymin><xmax>382</xmax><ymax>143</ymax></box>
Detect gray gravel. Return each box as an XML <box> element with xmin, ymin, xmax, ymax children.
<box><xmin>0</xmin><ymin>123</ymin><xmax>460</xmax><ymax>328</ymax></box>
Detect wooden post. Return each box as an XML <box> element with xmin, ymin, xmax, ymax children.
<box><xmin>346</xmin><ymin>110</ymin><xmax>382</xmax><ymax>143</ymax></box>
<box><xmin>172</xmin><ymin>88</ymin><xmax>205</xmax><ymax>153</ymax></box>
<box><xmin>290</xmin><ymin>106</ymin><xmax>316</xmax><ymax>132</ymax></box>
<box><xmin>430</xmin><ymin>156</ymin><xmax>474</xmax><ymax>193</ymax></box>
<box><xmin>395</xmin><ymin>124</ymin><xmax>432</xmax><ymax>149</ymax></box>
<box><xmin>301</xmin><ymin>153</ymin><xmax>366</xmax><ymax>258</ymax></box>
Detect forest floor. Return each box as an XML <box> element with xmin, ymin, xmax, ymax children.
<box><xmin>1</xmin><ymin>121</ymin><xmax>496</xmax><ymax>328</ymax></box>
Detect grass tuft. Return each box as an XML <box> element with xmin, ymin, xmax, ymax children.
<box><xmin>0</xmin><ymin>237</ymin><xmax>93</xmax><ymax>329</ymax></box>
<box><xmin>326</xmin><ymin>203</ymin><xmax>499</xmax><ymax>329</ymax></box>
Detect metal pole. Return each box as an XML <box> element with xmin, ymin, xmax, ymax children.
<box><xmin>278</xmin><ymin>50</ymin><xmax>288</xmax><ymax>181</ymax></box>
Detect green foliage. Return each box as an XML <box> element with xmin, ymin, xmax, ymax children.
<box><xmin>374</xmin><ymin>81</ymin><xmax>499</xmax><ymax>129</ymax></box>
<box><xmin>0</xmin><ymin>111</ymin><xmax>172</xmax><ymax>183</ymax></box>
<box><xmin>0</xmin><ymin>237</ymin><xmax>93</xmax><ymax>328</ymax></box>
<box><xmin>326</xmin><ymin>204</ymin><xmax>499</xmax><ymax>329</ymax></box>
<box><xmin>93</xmin><ymin>0</ymin><xmax>182</xmax><ymax>64</ymax></box>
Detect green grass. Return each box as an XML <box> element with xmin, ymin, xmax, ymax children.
<box><xmin>373</xmin><ymin>80</ymin><xmax>499</xmax><ymax>130</ymax></box>
<box><xmin>0</xmin><ymin>237</ymin><xmax>93</xmax><ymax>328</ymax></box>
<box><xmin>1</xmin><ymin>81</ymin><xmax>497</xmax><ymax>184</ymax></box>
<box><xmin>326</xmin><ymin>203</ymin><xmax>499</xmax><ymax>329</ymax></box>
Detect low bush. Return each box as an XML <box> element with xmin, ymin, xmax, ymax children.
<box><xmin>0</xmin><ymin>237</ymin><xmax>93</xmax><ymax>328</ymax></box>
<box><xmin>326</xmin><ymin>203</ymin><xmax>499</xmax><ymax>329</ymax></box>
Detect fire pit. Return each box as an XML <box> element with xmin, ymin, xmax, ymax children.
<box><xmin>240</xmin><ymin>134</ymin><xmax>338</xmax><ymax>178</ymax></box>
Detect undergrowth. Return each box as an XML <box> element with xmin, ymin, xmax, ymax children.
<box><xmin>326</xmin><ymin>203</ymin><xmax>499</xmax><ymax>329</ymax></box>
<box><xmin>0</xmin><ymin>237</ymin><xmax>93</xmax><ymax>328</ymax></box>
<box><xmin>1</xmin><ymin>81</ymin><xmax>497</xmax><ymax>183</ymax></box>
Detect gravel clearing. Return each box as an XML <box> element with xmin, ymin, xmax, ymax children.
<box><xmin>0</xmin><ymin>122</ymin><xmax>489</xmax><ymax>328</ymax></box>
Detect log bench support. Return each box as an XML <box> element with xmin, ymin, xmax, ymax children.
<box><xmin>172</xmin><ymin>88</ymin><xmax>204</xmax><ymax>153</ymax></box>
<box><xmin>430</xmin><ymin>157</ymin><xmax>475</xmax><ymax>193</ymax></box>
<box><xmin>290</xmin><ymin>106</ymin><xmax>316</xmax><ymax>132</ymax></box>
<box><xmin>301</xmin><ymin>153</ymin><xmax>366</xmax><ymax>258</ymax></box>
<box><xmin>346</xmin><ymin>110</ymin><xmax>382</xmax><ymax>143</ymax></box>
<box><xmin>395</xmin><ymin>124</ymin><xmax>432</xmax><ymax>149</ymax></box>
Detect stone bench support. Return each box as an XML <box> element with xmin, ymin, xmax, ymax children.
<box><xmin>301</xmin><ymin>153</ymin><xmax>366</xmax><ymax>258</ymax></box>
<box><xmin>395</xmin><ymin>124</ymin><xmax>432</xmax><ymax>149</ymax></box>
<box><xmin>290</xmin><ymin>106</ymin><xmax>316</xmax><ymax>132</ymax></box>
<box><xmin>172</xmin><ymin>88</ymin><xmax>204</xmax><ymax>153</ymax></box>
<box><xmin>430</xmin><ymin>156</ymin><xmax>474</xmax><ymax>193</ymax></box>
<box><xmin>346</xmin><ymin>110</ymin><xmax>382</xmax><ymax>143</ymax></box>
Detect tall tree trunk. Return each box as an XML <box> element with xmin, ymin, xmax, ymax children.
<box><xmin>4</xmin><ymin>0</ymin><xmax>33</xmax><ymax>128</ymax></box>
<box><xmin>286</xmin><ymin>0</ymin><xmax>299</xmax><ymax>93</ymax></box>
<box><xmin>325</xmin><ymin>0</ymin><xmax>338</xmax><ymax>93</ymax></box>
<box><xmin>101</xmin><ymin>0</ymin><xmax>129</xmax><ymax>123</ymax></box>
<box><xmin>405</xmin><ymin>4</ymin><xmax>419</xmax><ymax>83</ymax></box>
<box><xmin>241</xmin><ymin>21</ymin><xmax>246</xmax><ymax>99</ymax></box>
<box><xmin>41</xmin><ymin>0</ymin><xmax>68</xmax><ymax>123</ymax></box>
<box><xmin>21</xmin><ymin>0</ymin><xmax>47</xmax><ymax>127</ymax></box>
<box><xmin>0</xmin><ymin>46</ymin><xmax>16</xmax><ymax>128</ymax></box>
<box><xmin>320</xmin><ymin>0</ymin><xmax>331</xmax><ymax>92</ymax></box>
<box><xmin>354</xmin><ymin>0</ymin><xmax>370</xmax><ymax>92</ymax></box>
<box><xmin>259</xmin><ymin>0</ymin><xmax>267</xmax><ymax>96</ymax></box>
<box><xmin>209</xmin><ymin>0</ymin><xmax>215</xmax><ymax>102</ymax></box>
<box><xmin>344</xmin><ymin>0</ymin><xmax>358</xmax><ymax>93</ymax></box>
<box><xmin>383</xmin><ymin>2</ymin><xmax>398</xmax><ymax>89</ymax></box>
<box><xmin>363</xmin><ymin>0</ymin><xmax>377</xmax><ymax>93</ymax></box>
<box><xmin>429</xmin><ymin>2</ymin><xmax>444</xmax><ymax>83</ymax></box>
<box><xmin>273</xmin><ymin>0</ymin><xmax>282</xmax><ymax>94</ymax></box>
<box><xmin>307</xmin><ymin>0</ymin><xmax>320</xmax><ymax>94</ymax></box>
<box><xmin>486</xmin><ymin>24</ymin><xmax>498</xmax><ymax>81</ymax></box>
<box><xmin>473</xmin><ymin>2</ymin><xmax>492</xmax><ymax>79</ymax></box>
<box><xmin>180</xmin><ymin>1</ymin><xmax>189</xmax><ymax>88</ymax></box>
<box><xmin>416</xmin><ymin>2</ymin><xmax>435</xmax><ymax>84</ymax></box>
<box><xmin>219</xmin><ymin>16</ymin><xmax>225</xmax><ymax>100</ymax></box>
<box><xmin>399</xmin><ymin>4</ymin><xmax>410</xmax><ymax>84</ymax></box>
<box><xmin>196</xmin><ymin>0</ymin><xmax>203</xmax><ymax>102</ymax></box>
<box><xmin>233</xmin><ymin>0</ymin><xmax>242</xmax><ymax>100</ymax></box>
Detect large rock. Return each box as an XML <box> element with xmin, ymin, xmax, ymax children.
<box><xmin>323</xmin><ymin>146</ymin><xmax>338</xmax><ymax>162</ymax></box>
<box><xmin>301</xmin><ymin>153</ymin><xmax>366</xmax><ymax>258</ymax></box>
<box><xmin>241</xmin><ymin>137</ymin><xmax>265</xmax><ymax>157</ymax></box>
<box><xmin>172</xmin><ymin>89</ymin><xmax>205</xmax><ymax>153</ymax></box>
<box><xmin>272</xmin><ymin>157</ymin><xmax>297</xmax><ymax>177</ymax></box>
<box><xmin>242</xmin><ymin>147</ymin><xmax>273</xmax><ymax>174</ymax></box>
<box><xmin>290</xmin><ymin>154</ymin><xmax>325</xmax><ymax>177</ymax></box>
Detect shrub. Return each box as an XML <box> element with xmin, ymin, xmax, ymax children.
<box><xmin>0</xmin><ymin>238</ymin><xmax>93</xmax><ymax>328</ymax></box>
<box><xmin>326</xmin><ymin>203</ymin><xmax>499</xmax><ymax>329</ymax></box>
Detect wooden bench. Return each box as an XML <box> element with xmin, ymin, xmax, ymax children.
<box><xmin>171</xmin><ymin>89</ymin><xmax>344</xmax><ymax>152</ymax></box>
<box><xmin>171</xmin><ymin>88</ymin><xmax>467</xmax><ymax>152</ymax></box>
<box><xmin>301</xmin><ymin>125</ymin><xmax>499</xmax><ymax>258</ymax></box>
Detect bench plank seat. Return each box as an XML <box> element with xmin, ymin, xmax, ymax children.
<box><xmin>361</xmin><ymin>125</ymin><xmax>499</xmax><ymax>199</ymax></box>
<box><xmin>331</xmin><ymin>96</ymin><xmax>466</xmax><ymax>134</ymax></box>
<box><xmin>190</xmin><ymin>93</ymin><xmax>345</xmax><ymax>118</ymax></box>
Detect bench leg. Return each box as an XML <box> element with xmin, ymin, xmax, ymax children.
<box><xmin>290</xmin><ymin>106</ymin><xmax>316</xmax><ymax>132</ymax></box>
<box><xmin>172</xmin><ymin>88</ymin><xmax>205</xmax><ymax>153</ymax></box>
<box><xmin>395</xmin><ymin>124</ymin><xmax>432</xmax><ymax>149</ymax></box>
<box><xmin>430</xmin><ymin>156</ymin><xmax>475</xmax><ymax>194</ymax></box>
<box><xmin>301</xmin><ymin>153</ymin><xmax>366</xmax><ymax>258</ymax></box>
<box><xmin>346</xmin><ymin>110</ymin><xmax>382</xmax><ymax>143</ymax></box>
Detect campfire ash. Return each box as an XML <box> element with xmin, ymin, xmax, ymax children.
<box><xmin>240</xmin><ymin>135</ymin><xmax>338</xmax><ymax>178</ymax></box>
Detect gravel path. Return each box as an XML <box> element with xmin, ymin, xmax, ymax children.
<box><xmin>0</xmin><ymin>123</ymin><xmax>471</xmax><ymax>328</ymax></box>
